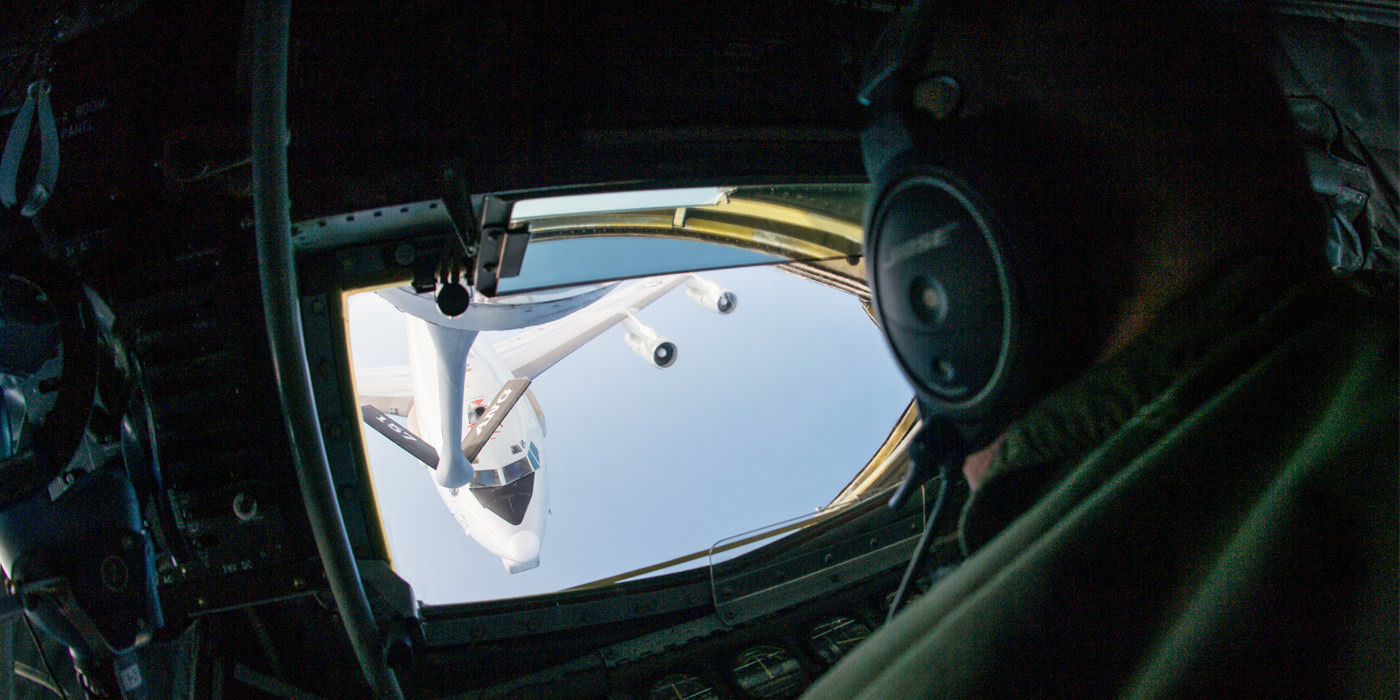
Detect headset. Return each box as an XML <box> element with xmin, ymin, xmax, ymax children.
<box><xmin>860</xmin><ymin>0</ymin><xmax>1144</xmax><ymax>621</ymax></box>
<box><xmin>858</xmin><ymin>1</ymin><xmax>1133</xmax><ymax>511</ymax></box>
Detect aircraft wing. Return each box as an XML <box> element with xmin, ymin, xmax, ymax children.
<box><xmin>354</xmin><ymin>365</ymin><xmax>415</xmax><ymax>417</ymax></box>
<box><xmin>491</xmin><ymin>275</ymin><xmax>687</xmax><ymax>380</ymax></box>
<box><xmin>376</xmin><ymin>283</ymin><xmax>618</xmax><ymax>332</ymax></box>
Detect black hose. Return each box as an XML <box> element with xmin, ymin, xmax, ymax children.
<box><xmin>248</xmin><ymin>2</ymin><xmax>403</xmax><ymax>697</ymax></box>
<box><xmin>885</xmin><ymin>460</ymin><xmax>957</xmax><ymax>625</ymax></box>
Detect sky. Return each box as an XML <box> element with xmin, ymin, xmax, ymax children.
<box><xmin>346</xmin><ymin>264</ymin><xmax>913</xmax><ymax>605</ymax></box>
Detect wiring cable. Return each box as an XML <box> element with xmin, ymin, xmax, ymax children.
<box><xmin>885</xmin><ymin>458</ymin><xmax>958</xmax><ymax>625</ymax></box>
<box><xmin>249</xmin><ymin>0</ymin><xmax>403</xmax><ymax>696</ymax></box>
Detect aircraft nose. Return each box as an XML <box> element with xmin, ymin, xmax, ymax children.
<box><xmin>506</xmin><ymin>530</ymin><xmax>540</xmax><ymax>564</ymax></box>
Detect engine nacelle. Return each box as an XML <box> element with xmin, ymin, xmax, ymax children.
<box><xmin>684</xmin><ymin>275</ymin><xmax>737</xmax><ymax>315</ymax></box>
<box><xmin>622</xmin><ymin>314</ymin><xmax>677</xmax><ymax>368</ymax></box>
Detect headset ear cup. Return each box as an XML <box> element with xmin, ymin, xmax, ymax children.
<box><xmin>866</xmin><ymin>153</ymin><xmax>1024</xmax><ymax>425</ymax></box>
<box><xmin>864</xmin><ymin>120</ymin><xmax>1126</xmax><ymax>437</ymax></box>
<box><xmin>859</xmin><ymin>7</ymin><xmax>1140</xmax><ymax>444</ymax></box>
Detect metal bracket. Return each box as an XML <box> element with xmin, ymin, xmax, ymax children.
<box><xmin>408</xmin><ymin>251</ymin><xmax>439</xmax><ymax>294</ymax></box>
<box><xmin>440</xmin><ymin>169</ymin><xmax>479</xmax><ymax>261</ymax></box>
<box><xmin>472</xmin><ymin>196</ymin><xmax>531</xmax><ymax>298</ymax></box>
<box><xmin>46</xmin><ymin>434</ymin><xmax>121</xmax><ymax>501</ymax></box>
<box><xmin>357</xmin><ymin>559</ymin><xmax>422</xmax><ymax>669</ymax></box>
<box><xmin>439</xmin><ymin>171</ymin><xmax>531</xmax><ymax>298</ymax></box>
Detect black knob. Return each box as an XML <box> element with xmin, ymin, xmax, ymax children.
<box><xmin>436</xmin><ymin>282</ymin><xmax>470</xmax><ymax>317</ymax></box>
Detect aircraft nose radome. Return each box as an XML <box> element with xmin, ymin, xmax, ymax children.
<box><xmin>506</xmin><ymin>531</ymin><xmax>540</xmax><ymax>565</ymax></box>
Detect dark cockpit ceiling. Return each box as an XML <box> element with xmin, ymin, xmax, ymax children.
<box><xmin>284</xmin><ymin>1</ymin><xmax>888</xmax><ymax>219</ymax></box>
<box><xmin>0</xmin><ymin>1</ymin><xmax>888</xmax><ymax>238</ymax></box>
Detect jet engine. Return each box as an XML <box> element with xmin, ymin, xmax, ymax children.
<box><xmin>622</xmin><ymin>314</ymin><xmax>678</xmax><ymax>368</ymax></box>
<box><xmin>684</xmin><ymin>275</ymin><xmax>738</xmax><ymax>315</ymax></box>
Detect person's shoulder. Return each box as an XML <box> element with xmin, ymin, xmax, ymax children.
<box><xmin>1314</xmin><ymin>271</ymin><xmax>1397</xmax><ymax>348</ymax></box>
<box><xmin>1293</xmin><ymin>272</ymin><xmax>1398</xmax><ymax>411</ymax></box>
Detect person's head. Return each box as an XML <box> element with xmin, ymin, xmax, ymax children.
<box><xmin>910</xmin><ymin>0</ymin><xmax>1324</xmax><ymax>347</ymax></box>
<box><xmin>861</xmin><ymin>0</ymin><xmax>1325</xmax><ymax>453</ymax></box>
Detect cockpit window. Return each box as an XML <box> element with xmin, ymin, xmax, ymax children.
<box><xmin>466</xmin><ymin>456</ymin><xmax>536</xmax><ymax>489</ymax></box>
<box><xmin>470</xmin><ymin>469</ymin><xmax>502</xmax><ymax>488</ymax></box>
<box><xmin>346</xmin><ymin>187</ymin><xmax>913</xmax><ymax>605</ymax></box>
<box><xmin>501</xmin><ymin>457</ymin><xmax>532</xmax><ymax>483</ymax></box>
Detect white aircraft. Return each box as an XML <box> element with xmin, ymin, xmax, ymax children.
<box><xmin>354</xmin><ymin>274</ymin><xmax>738</xmax><ymax>573</ymax></box>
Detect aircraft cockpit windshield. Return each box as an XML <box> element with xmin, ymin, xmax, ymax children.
<box><xmin>340</xmin><ymin>184</ymin><xmax>915</xmax><ymax>604</ymax></box>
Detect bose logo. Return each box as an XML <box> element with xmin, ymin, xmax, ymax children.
<box><xmin>881</xmin><ymin>221</ymin><xmax>960</xmax><ymax>271</ymax></box>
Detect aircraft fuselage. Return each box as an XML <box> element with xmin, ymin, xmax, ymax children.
<box><xmin>405</xmin><ymin>316</ymin><xmax>549</xmax><ymax>574</ymax></box>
